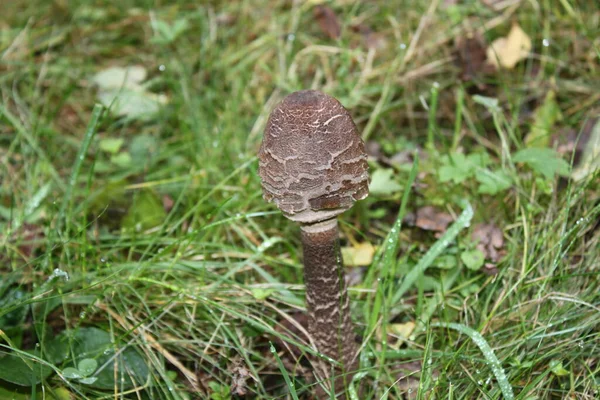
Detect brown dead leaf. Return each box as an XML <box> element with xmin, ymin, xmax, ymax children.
<box><xmin>455</xmin><ymin>32</ymin><xmax>494</xmax><ymax>84</ymax></box>
<box><xmin>472</xmin><ymin>223</ymin><xmax>505</xmax><ymax>263</ymax></box>
<box><xmin>571</xmin><ymin>117</ymin><xmax>600</xmax><ymax>181</ymax></box>
<box><xmin>486</xmin><ymin>23</ymin><xmax>532</xmax><ymax>69</ymax></box>
<box><xmin>415</xmin><ymin>206</ymin><xmax>454</xmax><ymax>233</ymax></box>
<box><xmin>215</xmin><ymin>12</ymin><xmax>236</xmax><ymax>26</ymax></box>
<box><xmin>351</xmin><ymin>24</ymin><xmax>387</xmax><ymax>50</ymax></box>
<box><xmin>230</xmin><ymin>364</ymin><xmax>253</xmax><ymax>396</ymax></box>
<box><xmin>313</xmin><ymin>5</ymin><xmax>341</xmax><ymax>40</ymax></box>
<box><xmin>162</xmin><ymin>194</ymin><xmax>174</xmax><ymax>213</ymax></box>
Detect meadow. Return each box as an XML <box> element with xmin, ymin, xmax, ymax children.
<box><xmin>1</xmin><ymin>1</ymin><xmax>599</xmax><ymax>398</ymax></box>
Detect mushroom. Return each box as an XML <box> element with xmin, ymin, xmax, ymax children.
<box><xmin>258</xmin><ymin>90</ymin><xmax>369</xmax><ymax>391</ymax></box>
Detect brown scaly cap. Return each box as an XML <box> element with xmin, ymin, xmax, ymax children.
<box><xmin>258</xmin><ymin>90</ymin><xmax>369</xmax><ymax>223</ymax></box>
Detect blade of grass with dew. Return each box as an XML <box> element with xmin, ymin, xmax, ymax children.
<box><xmin>391</xmin><ymin>201</ymin><xmax>473</xmax><ymax>305</ymax></box>
<box><xmin>367</xmin><ymin>153</ymin><xmax>419</xmax><ymax>332</ymax></box>
<box><xmin>270</xmin><ymin>342</ymin><xmax>300</xmax><ymax>400</ymax></box>
<box><xmin>58</xmin><ymin>104</ymin><xmax>104</xmax><ymax>230</ymax></box>
<box><xmin>431</xmin><ymin>322</ymin><xmax>514</xmax><ymax>400</ymax></box>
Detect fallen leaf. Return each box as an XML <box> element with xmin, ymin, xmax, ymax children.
<box><xmin>230</xmin><ymin>365</ymin><xmax>253</xmax><ymax>396</ymax></box>
<box><xmin>525</xmin><ymin>90</ymin><xmax>563</xmax><ymax>148</ymax></box>
<box><xmin>486</xmin><ymin>23</ymin><xmax>532</xmax><ymax>69</ymax></box>
<box><xmin>571</xmin><ymin>117</ymin><xmax>600</xmax><ymax>181</ymax></box>
<box><xmin>92</xmin><ymin>65</ymin><xmax>146</xmax><ymax>88</ymax></box>
<box><xmin>389</xmin><ymin>321</ymin><xmax>415</xmax><ymax>341</ymax></box>
<box><xmin>313</xmin><ymin>5</ymin><xmax>340</xmax><ymax>40</ymax></box>
<box><xmin>415</xmin><ymin>206</ymin><xmax>454</xmax><ymax>233</ymax></box>
<box><xmin>455</xmin><ymin>32</ymin><xmax>490</xmax><ymax>83</ymax></box>
<box><xmin>92</xmin><ymin>66</ymin><xmax>168</xmax><ymax>119</ymax></box>
<box><xmin>162</xmin><ymin>195</ymin><xmax>174</xmax><ymax>213</ymax></box>
<box><xmin>351</xmin><ymin>23</ymin><xmax>387</xmax><ymax>51</ymax></box>
<box><xmin>472</xmin><ymin>223</ymin><xmax>505</xmax><ymax>262</ymax></box>
<box><xmin>341</xmin><ymin>242</ymin><xmax>375</xmax><ymax>266</ymax></box>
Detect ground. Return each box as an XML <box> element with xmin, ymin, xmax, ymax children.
<box><xmin>0</xmin><ymin>1</ymin><xmax>599</xmax><ymax>399</ymax></box>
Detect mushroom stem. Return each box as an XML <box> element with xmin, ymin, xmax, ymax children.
<box><xmin>300</xmin><ymin>218</ymin><xmax>358</xmax><ymax>386</ymax></box>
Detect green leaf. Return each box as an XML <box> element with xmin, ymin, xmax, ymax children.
<box><xmin>110</xmin><ymin>152</ymin><xmax>132</xmax><ymax>168</ymax></box>
<box><xmin>369</xmin><ymin>168</ymin><xmax>402</xmax><ymax>195</ymax></box>
<box><xmin>525</xmin><ymin>90</ymin><xmax>562</xmax><ymax>148</ymax></box>
<box><xmin>473</xmin><ymin>95</ymin><xmax>501</xmax><ymax>113</ymax></box>
<box><xmin>78</xmin><ymin>377</ymin><xmax>98</xmax><ymax>385</ymax></box>
<box><xmin>122</xmin><ymin>189</ymin><xmax>167</xmax><ymax>232</ymax></box>
<box><xmin>99</xmin><ymin>137</ymin><xmax>124</xmax><ymax>154</ymax></box>
<box><xmin>129</xmin><ymin>134</ymin><xmax>159</xmax><ymax>164</ymax></box>
<box><xmin>62</xmin><ymin>367</ymin><xmax>82</xmax><ymax>379</ymax></box>
<box><xmin>461</xmin><ymin>249</ymin><xmax>485</xmax><ymax>270</ymax></box>
<box><xmin>77</xmin><ymin>358</ymin><xmax>97</xmax><ymax>377</ymax></box>
<box><xmin>66</xmin><ymin>327</ymin><xmax>149</xmax><ymax>389</ymax></box>
<box><xmin>0</xmin><ymin>351</ymin><xmax>53</xmax><ymax>386</ymax></box>
<box><xmin>549</xmin><ymin>360</ymin><xmax>569</xmax><ymax>376</ymax></box>
<box><xmin>0</xmin><ymin>386</ymin><xmax>44</xmax><ymax>400</ymax></box>
<box><xmin>251</xmin><ymin>288</ymin><xmax>275</xmax><ymax>301</ymax></box>
<box><xmin>475</xmin><ymin>169</ymin><xmax>512</xmax><ymax>194</ymax></box>
<box><xmin>439</xmin><ymin>152</ymin><xmax>490</xmax><ymax>184</ymax></box>
<box><xmin>512</xmin><ymin>148</ymin><xmax>570</xmax><ymax>179</ymax></box>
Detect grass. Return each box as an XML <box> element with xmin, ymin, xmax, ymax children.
<box><xmin>1</xmin><ymin>0</ymin><xmax>599</xmax><ymax>399</ymax></box>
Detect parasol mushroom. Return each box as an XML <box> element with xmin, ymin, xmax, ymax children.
<box><xmin>258</xmin><ymin>89</ymin><xmax>369</xmax><ymax>393</ymax></box>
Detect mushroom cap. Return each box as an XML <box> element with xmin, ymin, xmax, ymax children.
<box><xmin>258</xmin><ymin>90</ymin><xmax>369</xmax><ymax>223</ymax></box>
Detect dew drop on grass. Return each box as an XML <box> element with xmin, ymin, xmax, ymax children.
<box><xmin>48</xmin><ymin>268</ymin><xmax>69</xmax><ymax>282</ymax></box>
<box><xmin>542</xmin><ymin>38</ymin><xmax>550</xmax><ymax>47</ymax></box>
<box><xmin>100</xmin><ymin>258</ymin><xmax>106</xmax><ymax>263</ymax></box>
<box><xmin>399</xmin><ymin>43</ymin><xmax>407</xmax><ymax>49</ymax></box>
<box><xmin>159</xmin><ymin>64</ymin><xmax>166</xmax><ymax>71</ymax></box>
<box><xmin>80</xmin><ymin>312</ymin><xmax>86</xmax><ymax>319</ymax></box>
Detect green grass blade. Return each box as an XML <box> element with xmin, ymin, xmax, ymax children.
<box><xmin>269</xmin><ymin>342</ymin><xmax>300</xmax><ymax>400</ymax></box>
<box><xmin>431</xmin><ymin>322</ymin><xmax>514</xmax><ymax>400</ymax></box>
<box><xmin>58</xmin><ymin>103</ymin><xmax>104</xmax><ymax>227</ymax></box>
<box><xmin>392</xmin><ymin>202</ymin><xmax>474</xmax><ymax>305</ymax></box>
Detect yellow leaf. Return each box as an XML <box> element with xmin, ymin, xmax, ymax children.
<box><xmin>341</xmin><ymin>242</ymin><xmax>375</xmax><ymax>266</ymax></box>
<box><xmin>387</xmin><ymin>321</ymin><xmax>416</xmax><ymax>349</ymax></box>
<box><xmin>487</xmin><ymin>24</ymin><xmax>532</xmax><ymax>69</ymax></box>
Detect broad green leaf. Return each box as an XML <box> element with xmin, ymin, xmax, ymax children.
<box><xmin>99</xmin><ymin>137</ymin><xmax>124</xmax><ymax>154</ymax></box>
<box><xmin>110</xmin><ymin>152</ymin><xmax>132</xmax><ymax>168</ymax></box>
<box><xmin>62</xmin><ymin>367</ymin><xmax>82</xmax><ymax>379</ymax></box>
<box><xmin>77</xmin><ymin>358</ymin><xmax>98</xmax><ymax>377</ymax></box>
<box><xmin>461</xmin><ymin>249</ymin><xmax>485</xmax><ymax>270</ymax></box>
<box><xmin>475</xmin><ymin>169</ymin><xmax>512</xmax><ymax>194</ymax></box>
<box><xmin>67</xmin><ymin>327</ymin><xmax>149</xmax><ymax>389</ymax></box>
<box><xmin>439</xmin><ymin>152</ymin><xmax>490</xmax><ymax>184</ymax></box>
<box><xmin>549</xmin><ymin>360</ymin><xmax>569</xmax><ymax>376</ymax></box>
<box><xmin>512</xmin><ymin>148</ymin><xmax>570</xmax><ymax>179</ymax></box>
<box><xmin>122</xmin><ymin>189</ymin><xmax>167</xmax><ymax>232</ymax></box>
<box><xmin>0</xmin><ymin>351</ymin><xmax>53</xmax><ymax>386</ymax></box>
<box><xmin>369</xmin><ymin>168</ymin><xmax>402</xmax><ymax>195</ymax></box>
